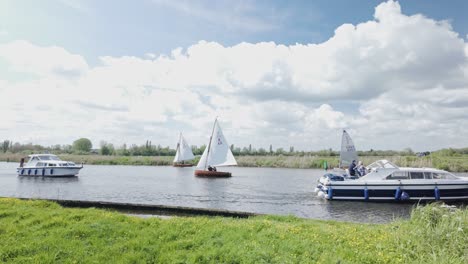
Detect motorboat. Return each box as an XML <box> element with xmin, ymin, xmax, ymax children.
<box><xmin>194</xmin><ymin>118</ymin><xmax>237</xmax><ymax>177</ymax></box>
<box><xmin>315</xmin><ymin>160</ymin><xmax>468</xmax><ymax>201</ymax></box>
<box><xmin>17</xmin><ymin>154</ymin><xmax>83</xmax><ymax>177</ymax></box>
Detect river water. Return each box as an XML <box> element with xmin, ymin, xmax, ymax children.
<box><xmin>1</xmin><ymin>162</ymin><xmax>466</xmax><ymax>223</ymax></box>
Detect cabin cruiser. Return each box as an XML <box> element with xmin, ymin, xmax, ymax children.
<box><xmin>17</xmin><ymin>154</ymin><xmax>83</xmax><ymax>177</ymax></box>
<box><xmin>315</xmin><ymin>160</ymin><xmax>468</xmax><ymax>201</ymax></box>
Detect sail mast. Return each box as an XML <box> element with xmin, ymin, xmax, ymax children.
<box><xmin>339</xmin><ymin>130</ymin><xmax>345</xmax><ymax>168</ymax></box>
<box><xmin>204</xmin><ymin>117</ymin><xmax>218</xmax><ymax>170</ymax></box>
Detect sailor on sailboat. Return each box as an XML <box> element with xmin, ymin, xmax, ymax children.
<box><xmin>194</xmin><ymin>118</ymin><xmax>237</xmax><ymax>177</ymax></box>
<box><xmin>173</xmin><ymin>132</ymin><xmax>195</xmax><ymax>167</ymax></box>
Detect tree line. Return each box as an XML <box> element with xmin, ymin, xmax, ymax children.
<box><xmin>2</xmin><ymin>139</ymin><xmax>468</xmax><ymax>157</ymax></box>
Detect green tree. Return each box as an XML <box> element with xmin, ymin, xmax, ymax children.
<box><xmin>72</xmin><ymin>138</ymin><xmax>92</xmax><ymax>153</ymax></box>
<box><xmin>2</xmin><ymin>140</ymin><xmax>10</xmax><ymax>153</ymax></box>
<box><xmin>100</xmin><ymin>141</ymin><xmax>114</xmax><ymax>155</ymax></box>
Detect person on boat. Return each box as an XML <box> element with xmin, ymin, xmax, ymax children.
<box><xmin>356</xmin><ymin>161</ymin><xmax>367</xmax><ymax>176</ymax></box>
<box><xmin>348</xmin><ymin>160</ymin><xmax>356</xmax><ymax>176</ymax></box>
<box><xmin>208</xmin><ymin>166</ymin><xmax>213</xmax><ymax>171</ymax></box>
<box><xmin>213</xmin><ymin>166</ymin><xmax>217</xmax><ymax>172</ymax></box>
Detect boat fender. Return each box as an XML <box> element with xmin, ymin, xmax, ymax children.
<box><xmin>327</xmin><ymin>187</ymin><xmax>333</xmax><ymax>200</ymax></box>
<box><xmin>20</xmin><ymin>169</ymin><xmax>24</xmax><ymax>175</ymax></box>
<box><xmin>434</xmin><ymin>187</ymin><xmax>440</xmax><ymax>201</ymax></box>
<box><xmin>395</xmin><ymin>187</ymin><xmax>401</xmax><ymax>200</ymax></box>
<box><xmin>34</xmin><ymin>169</ymin><xmax>37</xmax><ymax>175</ymax></box>
<box><xmin>364</xmin><ymin>187</ymin><xmax>369</xmax><ymax>200</ymax></box>
<box><xmin>401</xmin><ymin>191</ymin><xmax>410</xmax><ymax>201</ymax></box>
<box><xmin>318</xmin><ymin>191</ymin><xmax>326</xmax><ymax>198</ymax></box>
<box><xmin>50</xmin><ymin>169</ymin><xmax>54</xmax><ymax>175</ymax></box>
<box><xmin>42</xmin><ymin>168</ymin><xmax>45</xmax><ymax>176</ymax></box>
<box><xmin>28</xmin><ymin>169</ymin><xmax>31</xmax><ymax>175</ymax></box>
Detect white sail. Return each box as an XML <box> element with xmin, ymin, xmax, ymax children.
<box><xmin>196</xmin><ymin>120</ymin><xmax>237</xmax><ymax>169</ymax></box>
<box><xmin>340</xmin><ymin>130</ymin><xmax>358</xmax><ymax>167</ymax></box>
<box><xmin>173</xmin><ymin>133</ymin><xmax>195</xmax><ymax>163</ymax></box>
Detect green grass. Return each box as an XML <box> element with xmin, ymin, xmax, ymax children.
<box><xmin>0</xmin><ymin>198</ymin><xmax>467</xmax><ymax>263</ymax></box>
<box><xmin>1</xmin><ymin>153</ymin><xmax>468</xmax><ymax>172</ymax></box>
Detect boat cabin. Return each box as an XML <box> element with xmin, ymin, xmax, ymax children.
<box><xmin>25</xmin><ymin>154</ymin><xmax>76</xmax><ymax>167</ymax></box>
<box><xmin>360</xmin><ymin>160</ymin><xmax>459</xmax><ymax>181</ymax></box>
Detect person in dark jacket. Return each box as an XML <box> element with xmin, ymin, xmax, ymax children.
<box><xmin>348</xmin><ymin>160</ymin><xmax>356</xmax><ymax>176</ymax></box>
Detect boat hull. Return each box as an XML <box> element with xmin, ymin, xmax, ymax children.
<box><xmin>17</xmin><ymin>167</ymin><xmax>82</xmax><ymax>177</ymax></box>
<box><xmin>316</xmin><ymin>182</ymin><xmax>468</xmax><ymax>202</ymax></box>
<box><xmin>173</xmin><ymin>164</ymin><xmax>194</xmax><ymax>167</ymax></box>
<box><xmin>194</xmin><ymin>170</ymin><xmax>232</xmax><ymax>177</ymax></box>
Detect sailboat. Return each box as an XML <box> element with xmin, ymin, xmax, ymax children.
<box><xmin>339</xmin><ymin>129</ymin><xmax>358</xmax><ymax>168</ymax></box>
<box><xmin>194</xmin><ymin>118</ymin><xmax>237</xmax><ymax>177</ymax></box>
<box><xmin>173</xmin><ymin>132</ymin><xmax>195</xmax><ymax>167</ymax></box>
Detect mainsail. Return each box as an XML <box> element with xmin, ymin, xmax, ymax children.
<box><xmin>196</xmin><ymin>119</ymin><xmax>237</xmax><ymax>169</ymax></box>
<box><xmin>339</xmin><ymin>130</ymin><xmax>358</xmax><ymax>167</ymax></box>
<box><xmin>173</xmin><ymin>133</ymin><xmax>195</xmax><ymax>163</ymax></box>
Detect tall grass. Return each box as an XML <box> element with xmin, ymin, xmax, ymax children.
<box><xmin>1</xmin><ymin>153</ymin><xmax>467</xmax><ymax>172</ymax></box>
<box><xmin>0</xmin><ymin>198</ymin><xmax>467</xmax><ymax>263</ymax></box>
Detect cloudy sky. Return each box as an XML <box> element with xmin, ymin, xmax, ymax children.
<box><xmin>1</xmin><ymin>0</ymin><xmax>467</xmax><ymax>151</ymax></box>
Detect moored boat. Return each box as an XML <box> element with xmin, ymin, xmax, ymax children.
<box><xmin>17</xmin><ymin>154</ymin><xmax>83</xmax><ymax>177</ymax></box>
<box><xmin>195</xmin><ymin>118</ymin><xmax>237</xmax><ymax>177</ymax></box>
<box><xmin>173</xmin><ymin>132</ymin><xmax>195</xmax><ymax>167</ymax></box>
<box><xmin>315</xmin><ymin>159</ymin><xmax>468</xmax><ymax>202</ymax></box>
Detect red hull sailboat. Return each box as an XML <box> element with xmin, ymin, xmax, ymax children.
<box><xmin>194</xmin><ymin>118</ymin><xmax>237</xmax><ymax>177</ymax></box>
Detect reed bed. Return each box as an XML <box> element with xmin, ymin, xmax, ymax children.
<box><xmin>0</xmin><ymin>198</ymin><xmax>466</xmax><ymax>263</ymax></box>
<box><xmin>1</xmin><ymin>153</ymin><xmax>467</xmax><ymax>172</ymax></box>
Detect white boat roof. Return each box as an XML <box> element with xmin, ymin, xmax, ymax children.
<box><xmin>28</xmin><ymin>154</ymin><xmax>59</xmax><ymax>157</ymax></box>
<box><xmin>359</xmin><ymin>160</ymin><xmax>458</xmax><ymax>181</ymax></box>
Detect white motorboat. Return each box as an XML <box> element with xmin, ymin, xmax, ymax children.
<box><xmin>315</xmin><ymin>160</ymin><xmax>468</xmax><ymax>202</ymax></box>
<box><xmin>17</xmin><ymin>154</ymin><xmax>83</xmax><ymax>177</ymax></box>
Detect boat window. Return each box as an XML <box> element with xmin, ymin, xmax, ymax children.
<box><xmin>433</xmin><ymin>172</ymin><xmax>457</xmax><ymax>180</ymax></box>
<box><xmin>410</xmin><ymin>172</ymin><xmax>424</xmax><ymax>179</ymax></box>
<box><xmin>387</xmin><ymin>171</ymin><xmax>408</xmax><ymax>180</ymax></box>
<box><xmin>424</xmin><ymin>172</ymin><xmax>432</xmax><ymax>179</ymax></box>
<box><xmin>36</xmin><ymin>162</ymin><xmax>44</xmax><ymax>167</ymax></box>
<box><xmin>40</xmin><ymin>155</ymin><xmax>60</xmax><ymax>161</ymax></box>
<box><xmin>48</xmin><ymin>163</ymin><xmax>55</xmax><ymax>167</ymax></box>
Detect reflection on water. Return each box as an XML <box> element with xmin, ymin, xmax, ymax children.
<box><xmin>1</xmin><ymin>162</ymin><xmax>464</xmax><ymax>223</ymax></box>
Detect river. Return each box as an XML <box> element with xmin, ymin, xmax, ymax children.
<box><xmin>1</xmin><ymin>162</ymin><xmax>466</xmax><ymax>223</ymax></box>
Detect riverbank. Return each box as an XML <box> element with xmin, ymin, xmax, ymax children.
<box><xmin>0</xmin><ymin>198</ymin><xmax>466</xmax><ymax>263</ymax></box>
<box><xmin>1</xmin><ymin>153</ymin><xmax>467</xmax><ymax>172</ymax></box>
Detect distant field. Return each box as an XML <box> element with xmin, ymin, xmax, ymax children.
<box><xmin>0</xmin><ymin>198</ymin><xmax>466</xmax><ymax>263</ymax></box>
<box><xmin>1</xmin><ymin>153</ymin><xmax>467</xmax><ymax>172</ymax></box>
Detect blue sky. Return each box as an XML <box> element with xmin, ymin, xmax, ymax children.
<box><xmin>1</xmin><ymin>0</ymin><xmax>467</xmax><ymax>151</ymax></box>
<box><xmin>2</xmin><ymin>0</ymin><xmax>467</xmax><ymax>64</ymax></box>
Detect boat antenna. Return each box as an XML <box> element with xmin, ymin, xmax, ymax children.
<box><xmin>204</xmin><ymin>117</ymin><xmax>218</xmax><ymax>170</ymax></box>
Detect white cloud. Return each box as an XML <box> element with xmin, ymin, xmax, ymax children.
<box><xmin>0</xmin><ymin>0</ymin><xmax>467</xmax><ymax>151</ymax></box>
<box><xmin>0</xmin><ymin>40</ymin><xmax>88</xmax><ymax>78</ymax></box>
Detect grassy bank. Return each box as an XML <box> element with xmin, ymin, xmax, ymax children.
<box><xmin>1</xmin><ymin>153</ymin><xmax>468</xmax><ymax>172</ymax></box>
<box><xmin>0</xmin><ymin>198</ymin><xmax>466</xmax><ymax>263</ymax></box>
